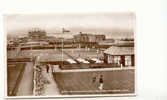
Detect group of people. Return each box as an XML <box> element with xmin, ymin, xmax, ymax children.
<box><xmin>92</xmin><ymin>74</ymin><xmax>104</xmax><ymax>90</ymax></box>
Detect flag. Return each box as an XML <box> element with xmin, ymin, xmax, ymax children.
<box><xmin>62</xmin><ymin>28</ymin><xmax>70</xmax><ymax>33</ymax></box>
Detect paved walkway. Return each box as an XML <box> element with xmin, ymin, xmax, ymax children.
<box><xmin>42</xmin><ymin>66</ymin><xmax>61</xmax><ymax>96</ymax></box>
<box><xmin>54</xmin><ymin>66</ymin><xmax>135</xmax><ymax>73</ymax></box>
<box><xmin>16</xmin><ymin>62</ymin><xmax>33</xmax><ymax>96</ymax></box>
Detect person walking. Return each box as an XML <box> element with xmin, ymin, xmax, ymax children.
<box><xmin>98</xmin><ymin>75</ymin><xmax>104</xmax><ymax>90</ymax></box>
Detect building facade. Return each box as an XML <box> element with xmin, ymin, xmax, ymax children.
<box><xmin>28</xmin><ymin>29</ymin><xmax>46</xmax><ymax>40</ymax></box>
<box><xmin>104</xmin><ymin>46</ymin><xmax>135</xmax><ymax>67</ymax></box>
<box><xmin>73</xmin><ymin>32</ymin><xmax>105</xmax><ymax>43</ymax></box>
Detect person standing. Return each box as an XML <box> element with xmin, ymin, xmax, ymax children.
<box><xmin>92</xmin><ymin>76</ymin><xmax>96</xmax><ymax>83</ymax></box>
<box><xmin>46</xmin><ymin>64</ymin><xmax>49</xmax><ymax>73</ymax></box>
<box><xmin>98</xmin><ymin>75</ymin><xmax>104</xmax><ymax>90</ymax></box>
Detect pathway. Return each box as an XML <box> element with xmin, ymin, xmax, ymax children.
<box><xmin>54</xmin><ymin>66</ymin><xmax>135</xmax><ymax>73</ymax></box>
<box><xmin>42</xmin><ymin>65</ymin><xmax>61</xmax><ymax>96</ymax></box>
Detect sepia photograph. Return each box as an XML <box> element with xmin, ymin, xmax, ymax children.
<box><xmin>4</xmin><ymin>12</ymin><xmax>136</xmax><ymax>97</ymax></box>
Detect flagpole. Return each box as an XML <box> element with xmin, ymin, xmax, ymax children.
<box><xmin>62</xmin><ymin>28</ymin><xmax>64</xmax><ymax>65</ymax></box>
<box><xmin>62</xmin><ymin>38</ymin><xmax>63</xmax><ymax>63</ymax></box>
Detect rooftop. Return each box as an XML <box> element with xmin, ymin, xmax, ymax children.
<box><xmin>104</xmin><ymin>46</ymin><xmax>134</xmax><ymax>55</ymax></box>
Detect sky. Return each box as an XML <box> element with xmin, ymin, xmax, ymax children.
<box><xmin>4</xmin><ymin>12</ymin><xmax>135</xmax><ymax>39</ymax></box>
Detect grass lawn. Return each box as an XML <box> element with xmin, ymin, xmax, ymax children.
<box><xmin>7</xmin><ymin>63</ymin><xmax>26</xmax><ymax>96</ymax></box>
<box><xmin>53</xmin><ymin>69</ymin><xmax>135</xmax><ymax>95</ymax></box>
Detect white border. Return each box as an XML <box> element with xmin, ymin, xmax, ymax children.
<box><xmin>3</xmin><ymin>12</ymin><xmax>137</xmax><ymax>98</ymax></box>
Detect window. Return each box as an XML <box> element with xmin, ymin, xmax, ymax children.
<box><xmin>108</xmin><ymin>55</ymin><xmax>113</xmax><ymax>63</ymax></box>
<box><xmin>114</xmin><ymin>56</ymin><xmax>121</xmax><ymax>65</ymax></box>
<box><xmin>125</xmin><ymin>56</ymin><xmax>132</xmax><ymax>66</ymax></box>
<box><xmin>108</xmin><ymin>56</ymin><xmax>121</xmax><ymax>65</ymax></box>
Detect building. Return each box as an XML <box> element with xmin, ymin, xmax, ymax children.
<box><xmin>97</xmin><ymin>39</ymin><xmax>115</xmax><ymax>48</ymax></box>
<box><xmin>73</xmin><ymin>32</ymin><xmax>105</xmax><ymax>43</ymax></box>
<box><xmin>95</xmin><ymin>35</ymin><xmax>105</xmax><ymax>42</ymax></box>
<box><xmin>21</xmin><ymin>41</ymin><xmax>49</xmax><ymax>46</ymax></box>
<box><xmin>73</xmin><ymin>33</ymin><xmax>89</xmax><ymax>43</ymax></box>
<box><xmin>114</xmin><ymin>39</ymin><xmax>134</xmax><ymax>47</ymax></box>
<box><xmin>28</xmin><ymin>29</ymin><xmax>46</xmax><ymax>40</ymax></box>
<box><xmin>104</xmin><ymin>46</ymin><xmax>135</xmax><ymax>67</ymax></box>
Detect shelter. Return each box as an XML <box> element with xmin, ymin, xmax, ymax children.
<box><xmin>104</xmin><ymin>46</ymin><xmax>135</xmax><ymax>67</ymax></box>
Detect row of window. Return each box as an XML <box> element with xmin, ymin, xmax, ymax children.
<box><xmin>107</xmin><ymin>55</ymin><xmax>132</xmax><ymax>66</ymax></box>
